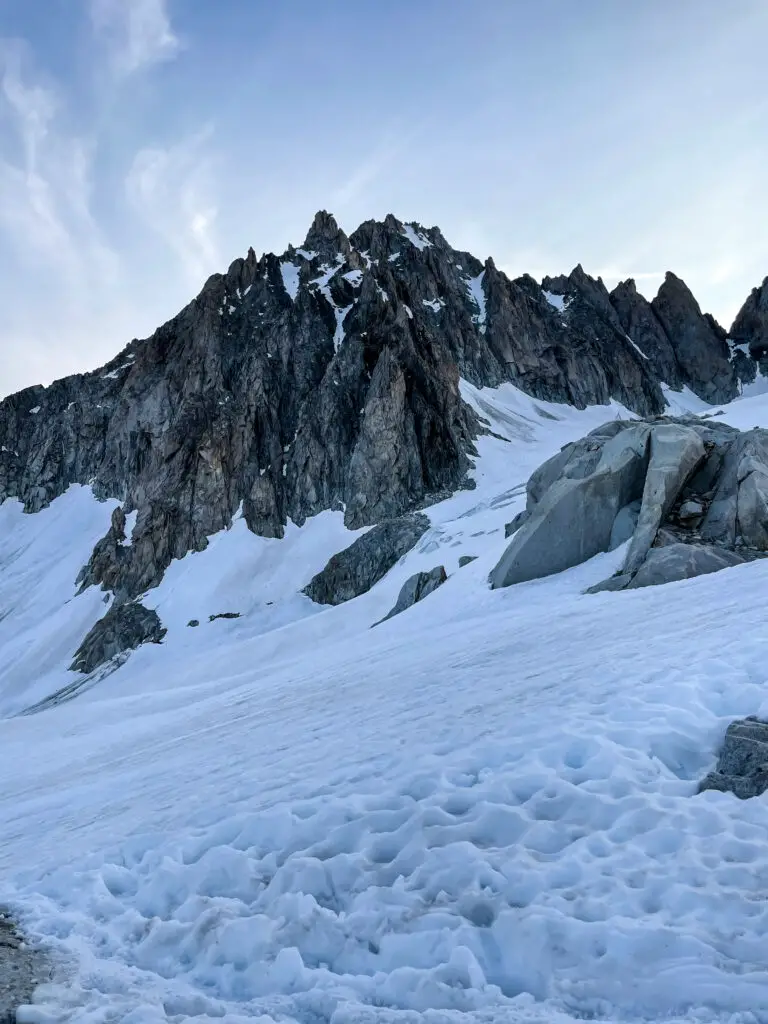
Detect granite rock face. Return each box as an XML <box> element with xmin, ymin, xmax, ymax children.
<box><xmin>303</xmin><ymin>514</ymin><xmax>430</xmax><ymax>606</ymax></box>
<box><xmin>492</xmin><ymin>415</ymin><xmax>768</xmax><ymax>592</ymax></box>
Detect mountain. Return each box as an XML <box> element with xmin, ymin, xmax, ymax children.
<box><xmin>4</xmin><ymin>215</ymin><xmax>768</xmax><ymax>1020</ymax></box>
<box><xmin>0</xmin><ymin>210</ymin><xmax>765</xmax><ymax>676</ymax></box>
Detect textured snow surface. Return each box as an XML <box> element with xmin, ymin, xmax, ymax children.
<box><xmin>3</xmin><ymin>387</ymin><xmax>768</xmax><ymax>1021</ymax></box>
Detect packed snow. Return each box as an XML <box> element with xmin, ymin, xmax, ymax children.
<box><xmin>465</xmin><ymin>271</ymin><xmax>487</xmax><ymax>333</ymax></box>
<box><xmin>543</xmin><ymin>290</ymin><xmax>568</xmax><ymax>313</ymax></box>
<box><xmin>279</xmin><ymin>262</ymin><xmax>301</xmax><ymax>301</ymax></box>
<box><xmin>342</xmin><ymin>269</ymin><xmax>363</xmax><ymax>287</ymax></box>
<box><xmin>401</xmin><ymin>224</ymin><xmax>432</xmax><ymax>250</ymax></box>
<box><xmin>3</xmin><ymin>385</ymin><xmax>768</xmax><ymax>1020</ymax></box>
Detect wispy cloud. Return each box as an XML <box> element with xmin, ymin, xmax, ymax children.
<box><xmin>0</xmin><ymin>40</ymin><xmax>117</xmax><ymax>277</ymax></box>
<box><xmin>126</xmin><ymin>129</ymin><xmax>220</xmax><ymax>285</ymax></box>
<box><xmin>90</xmin><ymin>0</ymin><xmax>180</xmax><ymax>76</ymax></box>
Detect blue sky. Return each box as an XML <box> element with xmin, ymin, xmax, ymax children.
<box><xmin>1</xmin><ymin>0</ymin><xmax>767</xmax><ymax>396</ymax></box>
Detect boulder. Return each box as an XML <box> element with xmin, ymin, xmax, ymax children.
<box><xmin>625</xmin><ymin>543</ymin><xmax>745</xmax><ymax>589</ymax></box>
<box><xmin>504</xmin><ymin>511</ymin><xmax>529</xmax><ymax>537</ymax></box>
<box><xmin>490</xmin><ymin>424</ymin><xmax>650</xmax><ymax>588</ymax></box>
<box><xmin>699</xmin><ymin>717</ymin><xmax>768</xmax><ymax>799</ymax></box>
<box><xmin>376</xmin><ymin>566</ymin><xmax>447</xmax><ymax>624</ymax></box>
<box><xmin>700</xmin><ymin>430</ymin><xmax>768</xmax><ymax>546</ymax></box>
<box><xmin>622</xmin><ymin>424</ymin><xmax>705</xmax><ymax>574</ymax></box>
<box><xmin>70</xmin><ymin>602</ymin><xmax>167</xmax><ymax>674</ymax></box>
<box><xmin>303</xmin><ymin>514</ymin><xmax>430</xmax><ymax>605</ymax></box>
<box><xmin>458</xmin><ymin>555</ymin><xmax>477</xmax><ymax>567</ymax></box>
<box><xmin>736</xmin><ymin>455</ymin><xmax>768</xmax><ymax>549</ymax></box>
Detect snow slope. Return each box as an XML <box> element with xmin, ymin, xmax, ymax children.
<box><xmin>2</xmin><ymin>386</ymin><xmax>768</xmax><ymax>1022</ymax></box>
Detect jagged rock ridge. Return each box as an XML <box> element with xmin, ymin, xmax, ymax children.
<box><xmin>0</xmin><ymin>211</ymin><xmax>764</xmax><ymax>629</ymax></box>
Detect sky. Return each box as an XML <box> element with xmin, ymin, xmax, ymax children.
<box><xmin>0</xmin><ymin>0</ymin><xmax>766</xmax><ymax>398</ymax></box>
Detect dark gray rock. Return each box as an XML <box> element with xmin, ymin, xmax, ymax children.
<box><xmin>376</xmin><ymin>565</ymin><xmax>447</xmax><ymax>624</ymax></box>
<box><xmin>699</xmin><ymin>717</ymin><xmax>768</xmax><ymax>799</ymax></box>
<box><xmin>651</xmin><ymin>272</ymin><xmax>737</xmax><ymax>403</ymax></box>
<box><xmin>625</xmin><ymin>543</ymin><xmax>745</xmax><ymax>589</ymax></box>
<box><xmin>458</xmin><ymin>555</ymin><xmax>477</xmax><ymax>567</ymax></box>
<box><xmin>537</xmin><ymin>266</ymin><xmax>665</xmax><ymax>416</ymax></box>
<box><xmin>730</xmin><ymin>276</ymin><xmax>768</xmax><ymax>360</ymax></box>
<box><xmin>0</xmin><ymin>912</ymin><xmax>49</xmax><ymax>1023</ymax></box>
<box><xmin>76</xmin><ymin>505</ymin><xmax>130</xmax><ymax>595</ymax></box>
<box><xmin>303</xmin><ymin>514</ymin><xmax>430</xmax><ymax>605</ymax></box>
<box><xmin>610</xmin><ymin>279</ymin><xmax>683</xmax><ymax>389</ymax></box>
<box><xmin>70</xmin><ymin>602</ymin><xmax>167</xmax><ymax>674</ymax></box>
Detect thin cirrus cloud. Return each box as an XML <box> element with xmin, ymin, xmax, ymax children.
<box><xmin>125</xmin><ymin>129</ymin><xmax>220</xmax><ymax>284</ymax></box>
<box><xmin>89</xmin><ymin>0</ymin><xmax>180</xmax><ymax>76</ymax></box>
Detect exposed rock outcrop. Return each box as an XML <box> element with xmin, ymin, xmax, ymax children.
<box><xmin>1</xmin><ymin>210</ymin><xmax>766</xmax><ymax>674</ymax></box>
<box><xmin>70</xmin><ymin>602</ymin><xmax>167</xmax><ymax>674</ymax></box>
<box><xmin>0</xmin><ymin>912</ymin><xmax>49</xmax><ymax>1023</ymax></box>
<box><xmin>490</xmin><ymin>424</ymin><xmax>651</xmax><ymax>588</ymax></box>
<box><xmin>651</xmin><ymin>273</ymin><xmax>737</xmax><ymax>403</ymax></box>
<box><xmin>375</xmin><ymin>565</ymin><xmax>447</xmax><ymax>624</ymax></box>
<box><xmin>610</xmin><ymin>279</ymin><xmax>683</xmax><ymax>389</ymax></box>
<box><xmin>699</xmin><ymin>718</ymin><xmax>768</xmax><ymax>799</ymax></box>
<box><xmin>303</xmin><ymin>514</ymin><xmax>430</xmax><ymax>606</ymax></box>
<box><xmin>491</xmin><ymin>415</ymin><xmax>768</xmax><ymax>592</ymax></box>
<box><xmin>730</xmin><ymin>276</ymin><xmax>768</xmax><ymax>361</ymax></box>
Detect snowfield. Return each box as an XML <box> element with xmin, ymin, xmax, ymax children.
<box><xmin>3</xmin><ymin>385</ymin><xmax>768</xmax><ymax>1022</ymax></box>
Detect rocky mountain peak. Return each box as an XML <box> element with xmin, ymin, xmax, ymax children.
<box><xmin>301</xmin><ymin>209</ymin><xmax>351</xmax><ymax>258</ymax></box>
<box><xmin>652</xmin><ymin>271</ymin><xmax>736</xmax><ymax>403</ymax></box>
<box><xmin>731</xmin><ymin>275</ymin><xmax>768</xmax><ymax>359</ymax></box>
<box><xmin>1</xmin><ymin>211</ymin><xmax>764</xmax><ymax>656</ymax></box>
